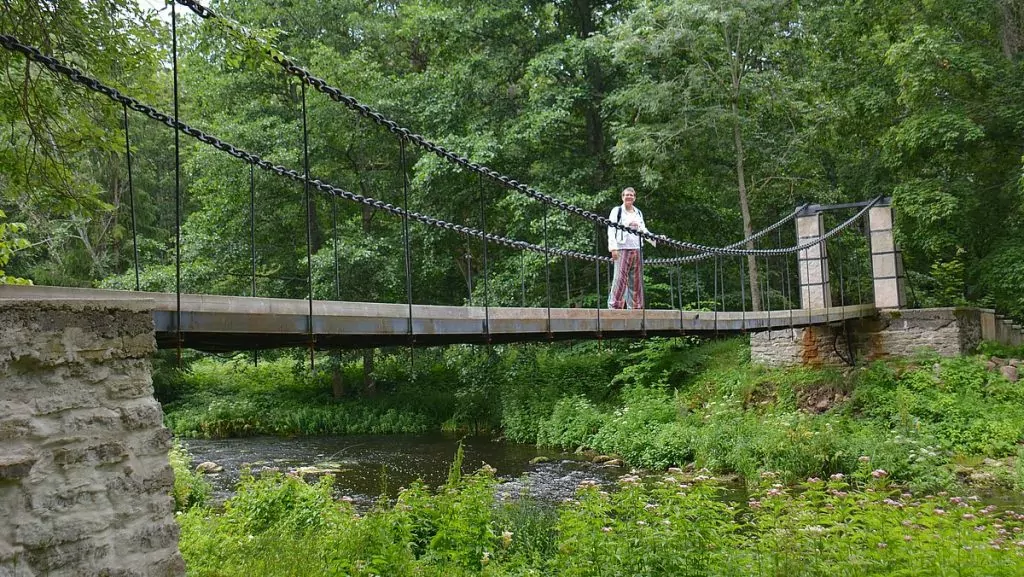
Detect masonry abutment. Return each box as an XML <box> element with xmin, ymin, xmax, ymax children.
<box><xmin>0</xmin><ymin>299</ymin><xmax>185</xmax><ymax>576</ymax></box>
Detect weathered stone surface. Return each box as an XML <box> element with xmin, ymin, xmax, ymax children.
<box><xmin>0</xmin><ymin>453</ymin><xmax>37</xmax><ymax>480</ymax></box>
<box><xmin>0</xmin><ymin>300</ymin><xmax>182</xmax><ymax>576</ymax></box>
<box><xmin>118</xmin><ymin>400</ymin><xmax>164</xmax><ymax>430</ymax></box>
<box><xmin>1000</xmin><ymin>365</ymin><xmax>1019</xmax><ymax>383</ymax></box>
<box><xmin>751</xmin><ymin>308</ymin><xmax>1007</xmax><ymax>367</ymax></box>
<box><xmin>52</xmin><ymin>441</ymin><xmax>129</xmax><ymax>467</ymax></box>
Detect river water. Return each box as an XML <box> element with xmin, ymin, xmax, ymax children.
<box><xmin>182</xmin><ymin>434</ymin><xmax>626</xmax><ymax>508</ymax></box>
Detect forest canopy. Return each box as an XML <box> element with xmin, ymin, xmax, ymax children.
<box><xmin>1</xmin><ymin>0</ymin><xmax>1022</xmax><ymax>317</ymax></box>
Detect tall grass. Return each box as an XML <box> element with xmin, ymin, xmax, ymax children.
<box><xmin>177</xmin><ymin>461</ymin><xmax>1024</xmax><ymax>576</ymax></box>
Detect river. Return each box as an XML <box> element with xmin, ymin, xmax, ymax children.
<box><xmin>182</xmin><ymin>433</ymin><xmax>626</xmax><ymax>508</ymax></box>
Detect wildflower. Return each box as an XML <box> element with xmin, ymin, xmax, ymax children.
<box><xmin>950</xmin><ymin>497</ymin><xmax>963</xmax><ymax>504</ymax></box>
<box><xmin>760</xmin><ymin>471</ymin><xmax>777</xmax><ymax>479</ymax></box>
<box><xmin>934</xmin><ymin>508</ymin><xmax>946</xmax><ymax>515</ymax></box>
<box><xmin>637</xmin><ymin>520</ymin><xmax>647</xmax><ymax>526</ymax></box>
<box><xmin>806</xmin><ymin>477</ymin><xmax>821</xmax><ymax>484</ymax></box>
<box><xmin>975</xmin><ymin>525</ymin><xmax>986</xmax><ymax>532</ymax></box>
<box><xmin>601</xmin><ymin>526</ymin><xmax>612</xmax><ymax>533</ymax></box>
<box><xmin>830</xmin><ymin>473</ymin><xmax>845</xmax><ymax>481</ymax></box>
<box><xmin>904</xmin><ymin>535</ymin><xmax>912</xmax><ymax>542</ymax></box>
<box><xmin>805</xmin><ymin>525</ymin><xmax>825</xmax><ymax>534</ymax></box>
<box><xmin>502</xmin><ymin>531</ymin><xmax>513</xmax><ymax>548</ymax></box>
<box><xmin>877</xmin><ymin>542</ymin><xmax>887</xmax><ymax>549</ymax></box>
<box><xmin>871</xmin><ymin>469</ymin><xmax>888</xmax><ymax>479</ymax></box>
<box><xmin>748</xmin><ymin>500</ymin><xmax>762</xmax><ymax>509</ymax></box>
<box><xmin>858</xmin><ymin>456</ymin><xmax>871</xmax><ymax>463</ymax></box>
<box><xmin>963</xmin><ymin>514</ymin><xmax>976</xmax><ymax>520</ymax></box>
<box><xmin>481</xmin><ymin>551</ymin><xmax>491</xmax><ymax>566</ymax></box>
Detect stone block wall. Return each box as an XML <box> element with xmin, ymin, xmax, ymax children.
<box><xmin>751</xmin><ymin>308</ymin><xmax>991</xmax><ymax>367</ymax></box>
<box><xmin>0</xmin><ymin>300</ymin><xmax>184</xmax><ymax>576</ymax></box>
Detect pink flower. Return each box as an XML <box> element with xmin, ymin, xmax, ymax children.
<box><xmin>830</xmin><ymin>473</ymin><xmax>845</xmax><ymax>481</ymax></box>
<box><xmin>871</xmin><ymin>469</ymin><xmax>888</xmax><ymax>479</ymax></box>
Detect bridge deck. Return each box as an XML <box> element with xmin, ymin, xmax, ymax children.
<box><xmin>0</xmin><ymin>286</ymin><xmax>877</xmax><ymax>352</ymax></box>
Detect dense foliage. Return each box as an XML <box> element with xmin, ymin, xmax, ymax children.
<box><xmin>175</xmin><ymin>448</ymin><xmax>1024</xmax><ymax>576</ymax></box>
<box><xmin>163</xmin><ymin>337</ymin><xmax>1024</xmax><ymax>493</ymax></box>
<box><xmin>2</xmin><ymin>0</ymin><xmax>1023</xmax><ymax>319</ymax></box>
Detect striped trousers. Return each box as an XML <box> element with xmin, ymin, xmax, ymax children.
<box><xmin>608</xmin><ymin>248</ymin><xmax>644</xmax><ymax>309</ymax></box>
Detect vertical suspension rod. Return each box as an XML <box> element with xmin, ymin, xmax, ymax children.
<box><xmin>594</xmin><ymin>226</ymin><xmax>602</xmax><ymax>338</ymax></box>
<box><xmin>171</xmin><ymin>1</ymin><xmax>182</xmax><ymax>366</ymax></box>
<box><xmin>249</xmin><ymin>163</ymin><xmax>258</xmax><ymax>366</ymax></box>
<box><xmin>479</xmin><ymin>173</ymin><xmax>489</xmax><ymax>341</ymax></box>
<box><xmin>122</xmin><ymin>103</ymin><xmax>140</xmax><ymax>292</ymax></box>
<box><xmin>300</xmin><ymin>82</ymin><xmax>314</xmax><ymax>370</ymax></box>
<box><xmin>400</xmin><ymin>138</ymin><xmax>414</xmax><ymax>346</ymax></box>
<box><xmin>543</xmin><ymin>206</ymin><xmax>552</xmax><ymax>339</ymax></box>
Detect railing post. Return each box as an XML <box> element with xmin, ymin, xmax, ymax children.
<box><xmin>796</xmin><ymin>208</ymin><xmax>831</xmax><ymax>309</ymax></box>
<box><xmin>867</xmin><ymin>202</ymin><xmax>906</xmax><ymax>309</ymax></box>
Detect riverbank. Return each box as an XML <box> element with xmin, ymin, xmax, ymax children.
<box><xmin>159</xmin><ymin>338</ymin><xmax>1024</xmax><ymax>493</ymax></box>
<box><xmin>174</xmin><ymin>447</ymin><xmax>1024</xmax><ymax>576</ymax></box>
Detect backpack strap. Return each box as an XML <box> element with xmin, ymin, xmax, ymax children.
<box><xmin>613</xmin><ymin>206</ymin><xmax>623</xmax><ymax>241</ymax></box>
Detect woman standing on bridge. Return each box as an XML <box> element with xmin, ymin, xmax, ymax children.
<box><xmin>608</xmin><ymin>186</ymin><xmax>656</xmax><ymax>309</ymax></box>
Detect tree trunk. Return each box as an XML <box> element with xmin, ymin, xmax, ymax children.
<box><xmin>363</xmin><ymin>349</ymin><xmax>376</xmax><ymax>396</ymax></box>
<box><xmin>331</xmin><ymin>366</ymin><xmax>345</xmax><ymax>399</ymax></box>
<box><xmin>571</xmin><ymin>0</ymin><xmax>609</xmax><ymax>187</ymax></box>
<box><xmin>732</xmin><ymin>100</ymin><xmax>762</xmax><ymax>311</ymax></box>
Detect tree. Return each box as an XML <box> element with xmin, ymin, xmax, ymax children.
<box><xmin>0</xmin><ymin>210</ymin><xmax>31</xmax><ymax>285</ymax></box>
<box><xmin>606</xmin><ymin>0</ymin><xmax>803</xmax><ymax>310</ymax></box>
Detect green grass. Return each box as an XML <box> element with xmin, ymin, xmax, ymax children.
<box><xmin>176</xmin><ymin>455</ymin><xmax>1024</xmax><ymax>576</ymax></box>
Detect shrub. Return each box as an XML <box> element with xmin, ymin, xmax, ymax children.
<box><xmin>169</xmin><ymin>442</ymin><xmax>210</xmax><ymax>512</ymax></box>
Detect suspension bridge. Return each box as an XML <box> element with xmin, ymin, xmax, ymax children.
<box><xmin>0</xmin><ymin>0</ymin><xmax>908</xmax><ymax>355</ymax></box>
